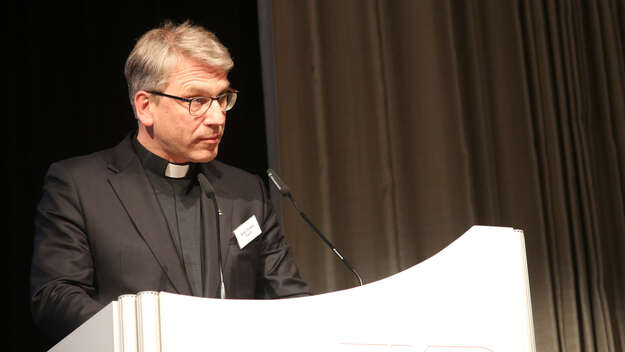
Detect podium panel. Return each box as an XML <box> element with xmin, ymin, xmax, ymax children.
<box><xmin>50</xmin><ymin>225</ymin><xmax>536</xmax><ymax>352</ymax></box>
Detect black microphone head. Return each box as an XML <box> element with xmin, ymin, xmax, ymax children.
<box><xmin>197</xmin><ymin>173</ymin><xmax>216</xmax><ymax>198</ymax></box>
<box><xmin>266</xmin><ymin>168</ymin><xmax>290</xmax><ymax>196</ymax></box>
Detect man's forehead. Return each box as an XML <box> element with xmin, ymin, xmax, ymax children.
<box><xmin>171</xmin><ymin>56</ymin><xmax>228</xmax><ymax>76</ymax></box>
<box><xmin>179</xmin><ymin>74</ymin><xmax>230</xmax><ymax>90</ymax></box>
<box><xmin>169</xmin><ymin>57</ymin><xmax>230</xmax><ymax>93</ymax></box>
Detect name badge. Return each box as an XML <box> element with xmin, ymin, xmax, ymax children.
<box><xmin>233</xmin><ymin>215</ymin><xmax>262</xmax><ymax>249</ymax></box>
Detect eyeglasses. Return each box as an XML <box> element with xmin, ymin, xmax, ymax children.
<box><xmin>148</xmin><ymin>89</ymin><xmax>238</xmax><ymax>116</ymax></box>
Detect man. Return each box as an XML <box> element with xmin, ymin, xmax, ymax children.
<box><xmin>30</xmin><ymin>20</ymin><xmax>310</xmax><ymax>344</ymax></box>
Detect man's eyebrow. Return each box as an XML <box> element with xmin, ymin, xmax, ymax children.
<box><xmin>183</xmin><ymin>84</ymin><xmax>231</xmax><ymax>97</ymax></box>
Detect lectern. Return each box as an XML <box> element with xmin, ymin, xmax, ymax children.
<box><xmin>49</xmin><ymin>225</ymin><xmax>536</xmax><ymax>352</ymax></box>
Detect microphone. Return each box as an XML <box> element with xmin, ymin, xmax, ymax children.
<box><xmin>197</xmin><ymin>173</ymin><xmax>226</xmax><ymax>299</ymax></box>
<box><xmin>267</xmin><ymin>168</ymin><xmax>363</xmax><ymax>286</ymax></box>
<box><xmin>267</xmin><ymin>168</ymin><xmax>290</xmax><ymax>196</ymax></box>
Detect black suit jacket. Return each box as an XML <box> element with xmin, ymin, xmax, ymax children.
<box><xmin>30</xmin><ymin>135</ymin><xmax>310</xmax><ymax>343</ymax></box>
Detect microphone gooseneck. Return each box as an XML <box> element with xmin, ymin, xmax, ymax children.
<box><xmin>197</xmin><ymin>173</ymin><xmax>227</xmax><ymax>299</ymax></box>
<box><xmin>266</xmin><ymin>168</ymin><xmax>363</xmax><ymax>286</ymax></box>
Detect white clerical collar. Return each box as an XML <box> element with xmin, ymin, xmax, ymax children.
<box><xmin>165</xmin><ymin>163</ymin><xmax>190</xmax><ymax>178</ymax></box>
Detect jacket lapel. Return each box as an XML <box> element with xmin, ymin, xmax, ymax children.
<box><xmin>105</xmin><ymin>136</ymin><xmax>192</xmax><ymax>296</ymax></box>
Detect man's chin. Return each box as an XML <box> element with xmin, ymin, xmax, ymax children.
<box><xmin>189</xmin><ymin>150</ymin><xmax>218</xmax><ymax>164</ymax></box>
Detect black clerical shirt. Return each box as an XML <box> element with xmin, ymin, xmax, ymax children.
<box><xmin>132</xmin><ymin>137</ymin><xmax>205</xmax><ymax>296</ymax></box>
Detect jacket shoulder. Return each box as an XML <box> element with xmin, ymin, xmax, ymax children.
<box><xmin>47</xmin><ymin>147</ymin><xmax>116</xmax><ymax>178</ymax></box>
<box><xmin>47</xmin><ymin>136</ymin><xmax>133</xmax><ymax>177</ymax></box>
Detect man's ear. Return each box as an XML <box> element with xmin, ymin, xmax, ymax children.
<box><xmin>134</xmin><ymin>91</ymin><xmax>154</xmax><ymax>127</ymax></box>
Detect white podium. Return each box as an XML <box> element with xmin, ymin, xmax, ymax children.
<box><xmin>49</xmin><ymin>225</ymin><xmax>536</xmax><ymax>352</ymax></box>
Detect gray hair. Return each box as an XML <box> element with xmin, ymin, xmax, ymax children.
<box><xmin>124</xmin><ymin>20</ymin><xmax>234</xmax><ymax>114</ymax></box>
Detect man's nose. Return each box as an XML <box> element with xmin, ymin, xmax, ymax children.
<box><xmin>202</xmin><ymin>102</ymin><xmax>226</xmax><ymax>125</ymax></box>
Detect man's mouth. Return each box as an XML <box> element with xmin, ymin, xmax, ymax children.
<box><xmin>198</xmin><ymin>135</ymin><xmax>221</xmax><ymax>143</ymax></box>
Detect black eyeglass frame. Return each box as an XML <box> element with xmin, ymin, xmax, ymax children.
<box><xmin>147</xmin><ymin>89</ymin><xmax>239</xmax><ymax>116</ymax></box>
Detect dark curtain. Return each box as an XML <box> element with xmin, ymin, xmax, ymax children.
<box><xmin>269</xmin><ymin>0</ymin><xmax>625</xmax><ymax>351</ymax></box>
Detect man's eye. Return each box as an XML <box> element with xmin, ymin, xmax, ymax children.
<box><xmin>193</xmin><ymin>97</ymin><xmax>210</xmax><ymax>104</ymax></box>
